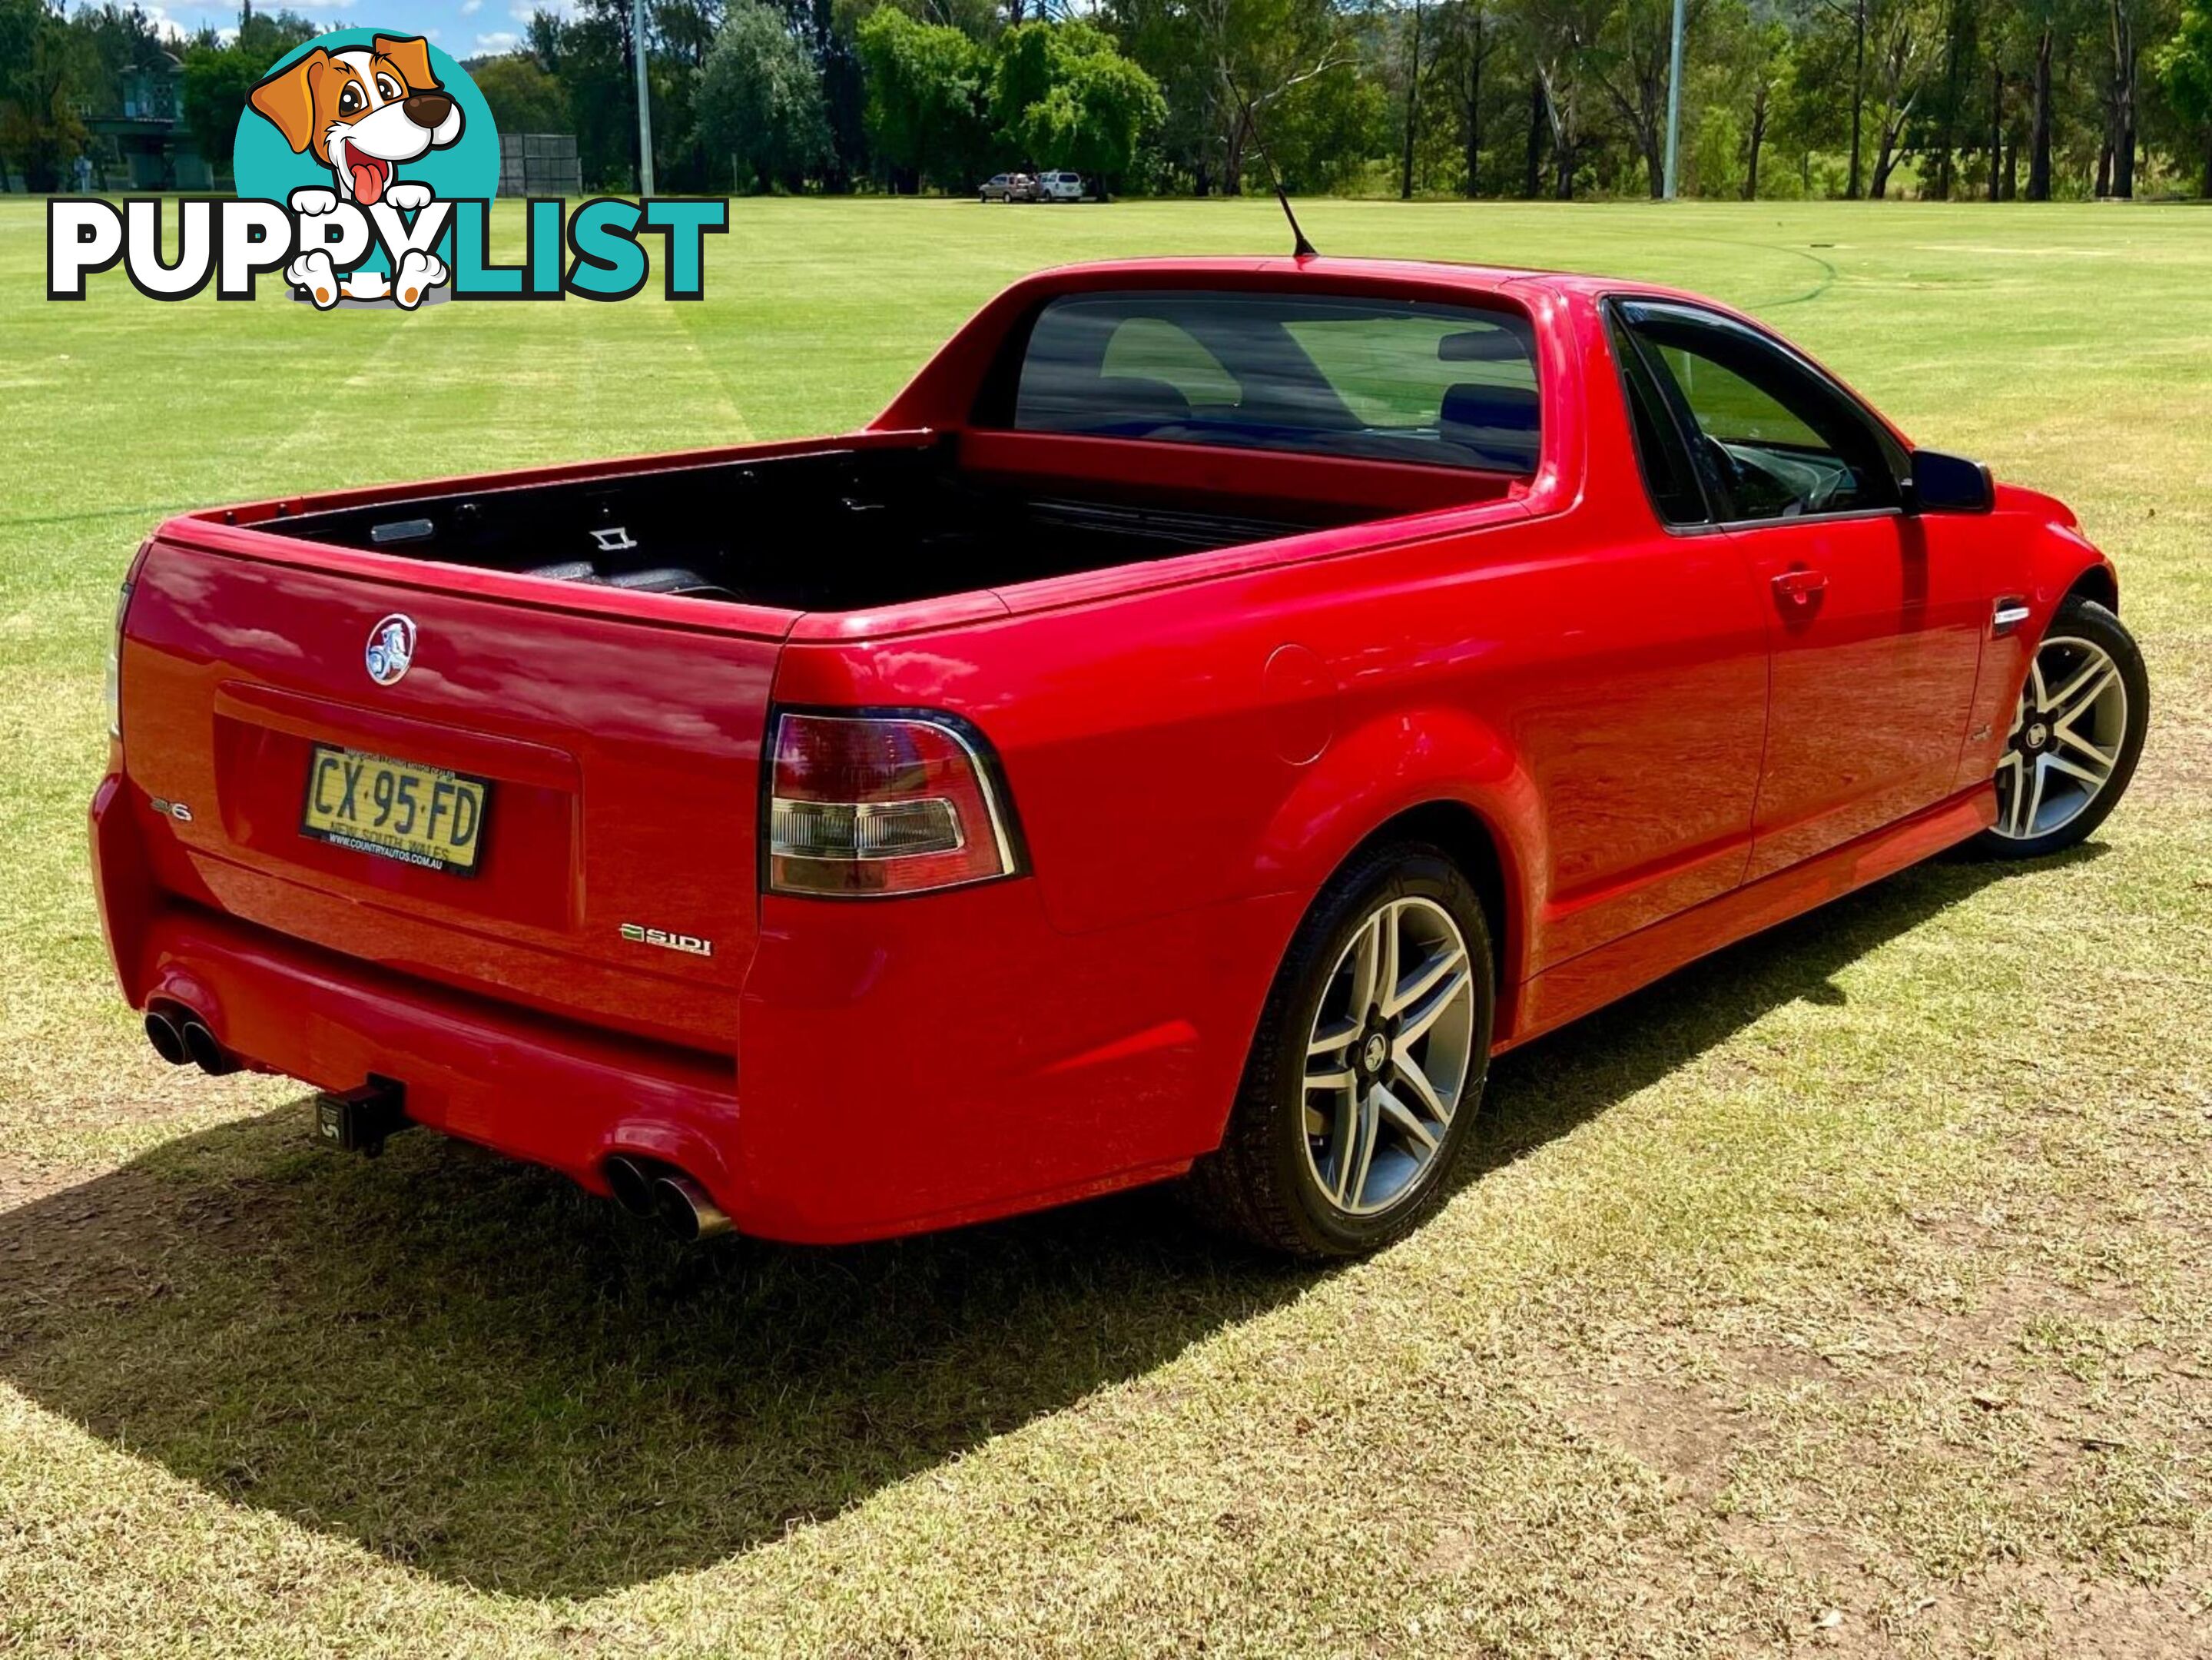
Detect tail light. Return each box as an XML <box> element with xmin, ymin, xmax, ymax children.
<box><xmin>767</xmin><ymin>710</ymin><xmax>1023</xmax><ymax>897</ymax></box>
<box><xmin>104</xmin><ymin>579</ymin><xmax>134</xmax><ymax>739</ymax></box>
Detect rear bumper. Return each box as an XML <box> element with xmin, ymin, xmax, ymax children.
<box><xmin>119</xmin><ymin>898</ymin><xmax>750</xmax><ymax>1207</ymax></box>
<box><xmin>93</xmin><ymin>769</ymin><xmax>1299</xmax><ymax>1243</ymax></box>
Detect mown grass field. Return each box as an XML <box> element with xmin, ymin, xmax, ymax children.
<box><xmin>2</xmin><ymin>195</ymin><xmax>2209</xmax><ymax>1657</ymax></box>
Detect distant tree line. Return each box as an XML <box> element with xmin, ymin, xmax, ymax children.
<box><xmin>5</xmin><ymin>0</ymin><xmax>2211</xmax><ymax>198</ymax></box>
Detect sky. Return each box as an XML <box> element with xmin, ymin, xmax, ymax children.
<box><xmin>141</xmin><ymin>0</ymin><xmax>579</xmax><ymax>62</ymax></box>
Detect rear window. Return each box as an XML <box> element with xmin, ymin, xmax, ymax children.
<box><xmin>1007</xmin><ymin>290</ymin><xmax>1540</xmax><ymax>473</ymax></box>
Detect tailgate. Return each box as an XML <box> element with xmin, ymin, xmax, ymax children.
<box><xmin>118</xmin><ymin>535</ymin><xmax>782</xmax><ymax>1051</ymax></box>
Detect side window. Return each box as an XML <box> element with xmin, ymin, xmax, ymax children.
<box><xmin>1615</xmin><ymin>300</ymin><xmax>1900</xmax><ymax>523</ymax></box>
<box><xmin>1607</xmin><ymin>314</ymin><xmax>1709</xmax><ymax>526</ymax></box>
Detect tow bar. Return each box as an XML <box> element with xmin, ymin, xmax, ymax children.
<box><xmin>314</xmin><ymin>1077</ymin><xmax>410</xmax><ymax>1157</ymax></box>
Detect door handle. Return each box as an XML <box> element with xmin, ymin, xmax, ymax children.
<box><xmin>1772</xmin><ymin>567</ymin><xmax>1828</xmax><ymax>607</ymax></box>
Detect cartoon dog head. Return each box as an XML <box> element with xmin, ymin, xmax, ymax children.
<box><xmin>248</xmin><ymin>36</ymin><xmax>463</xmax><ymax>207</ymax></box>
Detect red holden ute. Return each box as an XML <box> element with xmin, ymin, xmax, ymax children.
<box><xmin>91</xmin><ymin>257</ymin><xmax>2147</xmax><ymax>1258</ymax></box>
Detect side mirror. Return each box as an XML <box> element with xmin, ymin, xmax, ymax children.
<box><xmin>1905</xmin><ymin>449</ymin><xmax>1995</xmax><ymax>514</ymax></box>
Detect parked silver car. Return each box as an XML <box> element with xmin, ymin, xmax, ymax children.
<box><xmin>980</xmin><ymin>172</ymin><xmax>1039</xmax><ymax>203</ymax></box>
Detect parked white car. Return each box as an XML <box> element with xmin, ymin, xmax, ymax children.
<box><xmin>1037</xmin><ymin>171</ymin><xmax>1088</xmax><ymax>202</ymax></box>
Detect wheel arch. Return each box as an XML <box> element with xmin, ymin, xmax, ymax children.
<box><xmin>2063</xmin><ymin>561</ymin><xmax>2118</xmax><ymax>615</ymax></box>
<box><xmin>1340</xmin><ymin>801</ymin><xmax>1513</xmax><ymax>1015</ymax></box>
<box><xmin>1253</xmin><ymin>706</ymin><xmax>1544</xmax><ymax>1034</ymax></box>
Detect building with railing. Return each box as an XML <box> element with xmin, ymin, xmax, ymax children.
<box><xmin>85</xmin><ymin>51</ymin><xmax>211</xmax><ymax>190</ymax></box>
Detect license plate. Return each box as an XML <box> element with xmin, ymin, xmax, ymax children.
<box><xmin>300</xmin><ymin>744</ymin><xmax>491</xmax><ymax>875</ymax></box>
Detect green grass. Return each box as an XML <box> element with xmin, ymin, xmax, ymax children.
<box><xmin>3</xmin><ymin>197</ymin><xmax>2210</xmax><ymax>1656</ymax></box>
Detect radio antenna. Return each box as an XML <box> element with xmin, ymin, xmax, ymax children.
<box><xmin>1232</xmin><ymin>81</ymin><xmax>1317</xmax><ymax>259</ymax></box>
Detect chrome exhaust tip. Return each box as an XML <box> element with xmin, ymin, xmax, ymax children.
<box><xmin>179</xmin><ymin>1018</ymin><xmax>238</xmax><ymax>1077</ymax></box>
<box><xmin>602</xmin><ymin>1154</ymin><xmax>657</xmax><ymax>1219</ymax></box>
<box><xmin>652</xmin><ymin>1174</ymin><xmax>732</xmax><ymax>1243</ymax></box>
<box><xmin>143</xmin><ymin>1008</ymin><xmax>189</xmax><ymax>1067</ymax></box>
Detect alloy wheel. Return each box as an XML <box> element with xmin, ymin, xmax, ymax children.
<box><xmin>1992</xmin><ymin>633</ymin><xmax>2131</xmax><ymax>842</ymax></box>
<box><xmin>1301</xmin><ymin>896</ymin><xmax>1477</xmax><ymax>1217</ymax></box>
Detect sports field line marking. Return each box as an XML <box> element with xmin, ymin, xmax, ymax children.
<box><xmin>0</xmin><ymin>504</ymin><xmax>190</xmax><ymax>532</ymax></box>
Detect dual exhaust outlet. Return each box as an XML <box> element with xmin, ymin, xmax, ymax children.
<box><xmin>602</xmin><ymin>1154</ymin><xmax>731</xmax><ymax>1243</ymax></box>
<box><xmin>143</xmin><ymin>1004</ymin><xmax>240</xmax><ymax>1076</ymax></box>
<box><xmin>145</xmin><ymin>1006</ymin><xmax>728</xmax><ymax>1243</ymax></box>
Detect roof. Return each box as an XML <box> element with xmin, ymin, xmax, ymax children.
<box><xmin>1012</xmin><ymin>254</ymin><xmax>1688</xmax><ymax>304</ymax></box>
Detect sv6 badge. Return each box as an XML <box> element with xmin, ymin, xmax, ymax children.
<box><xmin>621</xmin><ymin>922</ymin><xmax>713</xmax><ymax>958</ymax></box>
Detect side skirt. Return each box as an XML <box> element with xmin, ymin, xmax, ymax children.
<box><xmin>1500</xmin><ymin>784</ymin><xmax>1996</xmax><ymax>1051</ymax></box>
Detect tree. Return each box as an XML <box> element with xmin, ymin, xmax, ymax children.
<box><xmin>855</xmin><ymin>7</ymin><xmax>993</xmax><ymax>188</ymax></box>
<box><xmin>2159</xmin><ymin>0</ymin><xmax>2212</xmax><ymax>191</ymax></box>
<box><xmin>178</xmin><ymin>8</ymin><xmax>321</xmax><ymax>179</ymax></box>
<box><xmin>1862</xmin><ymin>0</ymin><xmax>1934</xmax><ymax>198</ymax></box>
<box><xmin>1100</xmin><ymin>0</ymin><xmax>1205</xmax><ymax>188</ymax></box>
<box><xmin>1523</xmin><ymin>0</ymin><xmax>1594</xmax><ymax>197</ymax></box>
<box><xmin>990</xmin><ymin>23</ymin><xmax>1165</xmax><ymax>186</ymax></box>
<box><xmin>473</xmin><ymin>55</ymin><xmax>569</xmax><ymax>135</ymax></box>
<box><xmin>1912</xmin><ymin>0</ymin><xmax>1968</xmax><ymax>198</ymax></box>
<box><xmin>1434</xmin><ymin>0</ymin><xmax>1498</xmax><ymax>195</ymax></box>
<box><xmin>1266</xmin><ymin>48</ymin><xmax>1388</xmax><ymax>188</ymax></box>
<box><xmin>61</xmin><ymin>3</ymin><xmax>167</xmax><ymax>186</ymax></box>
<box><xmin>436</xmin><ymin>0</ymin><xmax>2212</xmax><ymax>201</ymax></box>
<box><xmin>180</xmin><ymin>44</ymin><xmax>260</xmax><ymax>177</ymax></box>
<box><xmin>1968</xmin><ymin>0</ymin><xmax>2069</xmax><ymax>202</ymax></box>
<box><xmin>1108</xmin><ymin>0</ymin><xmax>1357</xmax><ymax>194</ymax></box>
<box><xmin>73</xmin><ymin>5</ymin><xmax>169</xmax><ymax>118</ymax></box>
<box><xmin>528</xmin><ymin>2</ymin><xmax>644</xmax><ymax>188</ymax></box>
<box><xmin>697</xmin><ymin>0</ymin><xmax>834</xmax><ymax>188</ymax></box>
<box><xmin>1739</xmin><ymin>12</ymin><xmax>1790</xmax><ymax>197</ymax></box>
<box><xmin>993</xmin><ymin>18</ymin><xmax>1059</xmax><ymax>127</ymax></box>
<box><xmin>0</xmin><ymin>0</ymin><xmax>88</xmax><ymax>190</ymax></box>
<box><xmin>1680</xmin><ymin>0</ymin><xmax>1783</xmax><ymax>199</ymax></box>
<box><xmin>1577</xmin><ymin>0</ymin><xmax>1704</xmax><ymax>198</ymax></box>
<box><xmin>834</xmin><ymin>0</ymin><xmax>1001</xmax><ymax>44</ymax></box>
<box><xmin>2104</xmin><ymin>0</ymin><xmax>2146</xmax><ymax>194</ymax></box>
<box><xmin>1398</xmin><ymin>0</ymin><xmax>1428</xmax><ymax>198</ymax></box>
<box><xmin>1802</xmin><ymin>0</ymin><xmax>1874</xmax><ymax>194</ymax></box>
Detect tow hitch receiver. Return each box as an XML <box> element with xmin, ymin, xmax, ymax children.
<box><xmin>315</xmin><ymin>1078</ymin><xmax>410</xmax><ymax>1157</ymax></box>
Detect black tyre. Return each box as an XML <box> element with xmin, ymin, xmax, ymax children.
<box><xmin>1971</xmin><ymin>595</ymin><xmax>2147</xmax><ymax>858</ymax></box>
<box><xmin>1185</xmin><ymin>842</ymin><xmax>1494</xmax><ymax>1260</ymax></box>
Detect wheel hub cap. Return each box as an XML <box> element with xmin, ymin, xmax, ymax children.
<box><xmin>1301</xmin><ymin>896</ymin><xmax>1478</xmax><ymax>1217</ymax></box>
<box><xmin>1993</xmin><ymin>632</ymin><xmax>2127</xmax><ymax>842</ymax></box>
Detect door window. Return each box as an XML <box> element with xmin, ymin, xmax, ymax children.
<box><xmin>1607</xmin><ymin>312</ymin><xmax>1710</xmax><ymax>526</ymax></box>
<box><xmin>1613</xmin><ymin>300</ymin><xmax>1901</xmax><ymax>523</ymax></box>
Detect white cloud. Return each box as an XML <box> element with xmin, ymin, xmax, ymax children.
<box><xmin>137</xmin><ymin>3</ymin><xmax>187</xmax><ymax>41</ymax></box>
<box><xmin>473</xmin><ymin>29</ymin><xmax>519</xmax><ymax>52</ymax></box>
<box><xmin>461</xmin><ymin>0</ymin><xmax>482</xmax><ymax>13</ymax></box>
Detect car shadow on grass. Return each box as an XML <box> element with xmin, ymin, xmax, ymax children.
<box><xmin>0</xmin><ymin>848</ymin><xmax>2089</xmax><ymax>1599</ymax></box>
